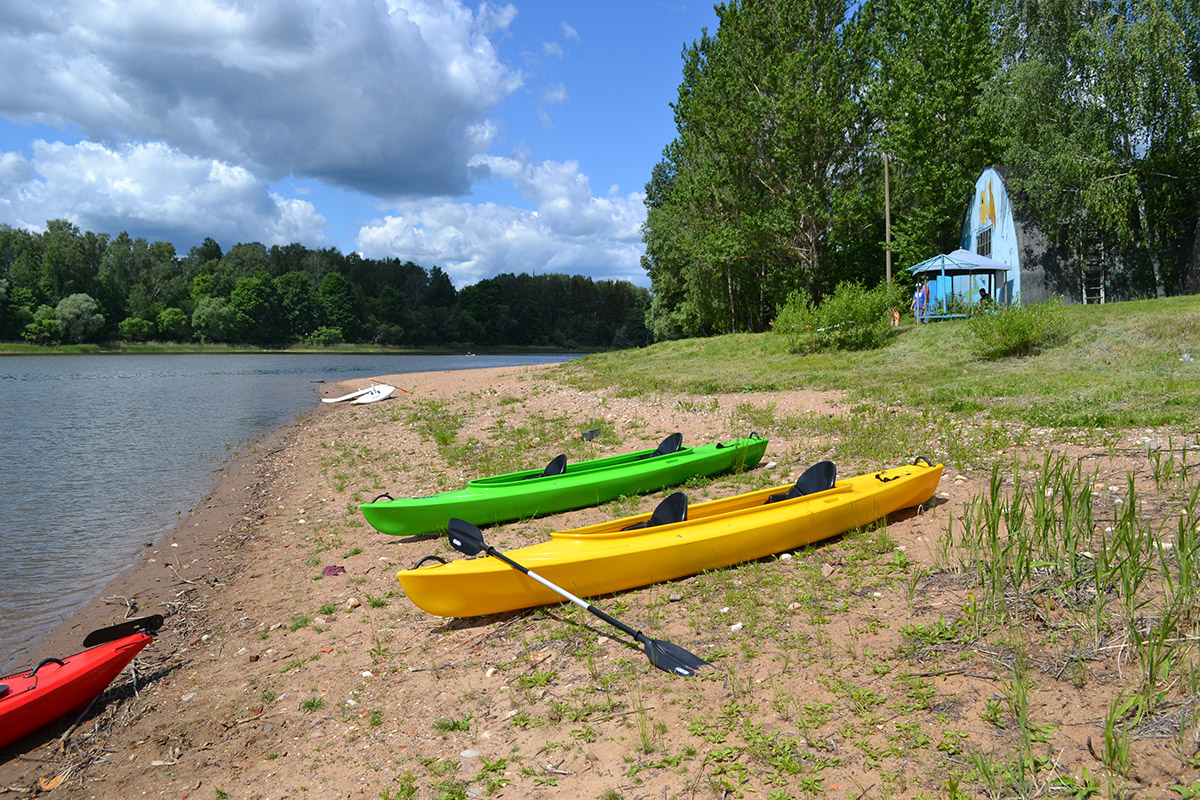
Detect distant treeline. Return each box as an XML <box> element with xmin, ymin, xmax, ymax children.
<box><xmin>0</xmin><ymin>221</ymin><xmax>651</xmax><ymax>349</ymax></box>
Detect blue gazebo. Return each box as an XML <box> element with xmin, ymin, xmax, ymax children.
<box><xmin>906</xmin><ymin>248</ymin><xmax>1013</xmax><ymax>315</ymax></box>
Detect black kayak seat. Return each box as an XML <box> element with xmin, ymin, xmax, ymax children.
<box><xmin>539</xmin><ymin>454</ymin><xmax>567</xmax><ymax>478</ymax></box>
<box><xmin>622</xmin><ymin>491</ymin><xmax>689</xmax><ymax>531</ymax></box>
<box><xmin>638</xmin><ymin>432</ymin><xmax>683</xmax><ymax>460</ymax></box>
<box><xmin>766</xmin><ymin>460</ymin><xmax>837</xmax><ymax>504</ymax></box>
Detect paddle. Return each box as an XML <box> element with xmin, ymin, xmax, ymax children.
<box><xmin>446</xmin><ymin>518</ymin><xmax>712</xmax><ymax>677</ymax></box>
<box><xmin>81</xmin><ymin>614</ymin><xmax>165</xmax><ymax>648</ymax></box>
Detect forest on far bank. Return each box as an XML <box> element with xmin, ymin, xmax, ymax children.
<box><xmin>0</xmin><ymin>222</ymin><xmax>651</xmax><ymax>350</ymax></box>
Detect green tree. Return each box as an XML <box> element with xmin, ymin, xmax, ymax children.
<box><xmin>220</xmin><ymin>242</ymin><xmax>270</xmax><ymax>281</ymax></box>
<box><xmin>39</xmin><ymin>220</ymin><xmax>106</xmax><ymax>305</ymax></box>
<box><xmin>644</xmin><ymin>0</ymin><xmax>878</xmax><ymax>337</ymax></box>
<box><xmin>274</xmin><ymin>271</ymin><xmax>321</xmax><ymax>341</ymax></box>
<box><xmin>56</xmin><ymin>293</ymin><xmax>106</xmax><ymax>343</ymax></box>
<box><xmin>229</xmin><ymin>275</ymin><xmax>281</xmax><ymax>344</ymax></box>
<box><xmin>191</xmin><ymin>296</ymin><xmax>238</xmax><ymax>343</ymax></box>
<box><xmin>308</xmin><ymin>325</ymin><xmax>343</xmax><ymax>346</ymax></box>
<box><xmin>870</xmin><ymin>0</ymin><xmax>1001</xmax><ymax>268</ymax></box>
<box><xmin>156</xmin><ymin>307</ymin><xmax>189</xmax><ymax>341</ymax></box>
<box><xmin>989</xmin><ymin>0</ymin><xmax>1199</xmax><ymax>297</ymax></box>
<box><xmin>0</xmin><ymin>283</ymin><xmax>35</xmax><ymax>340</ymax></box>
<box><xmin>319</xmin><ymin>272</ymin><xmax>362</xmax><ymax>341</ymax></box>
<box><xmin>23</xmin><ymin>304</ymin><xmax>59</xmax><ymax>344</ymax></box>
<box><xmin>117</xmin><ymin>316</ymin><xmax>155</xmax><ymax>341</ymax></box>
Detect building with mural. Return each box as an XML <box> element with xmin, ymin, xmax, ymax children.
<box><xmin>914</xmin><ymin>166</ymin><xmax>1190</xmax><ymax>310</ymax></box>
<box><xmin>958</xmin><ymin>166</ymin><xmax>1073</xmax><ymax>305</ymax></box>
<box><xmin>956</xmin><ymin>166</ymin><xmax>1174</xmax><ymax>305</ymax></box>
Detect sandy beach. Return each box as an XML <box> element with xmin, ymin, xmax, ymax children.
<box><xmin>0</xmin><ymin>362</ymin><xmax>1188</xmax><ymax>798</ymax></box>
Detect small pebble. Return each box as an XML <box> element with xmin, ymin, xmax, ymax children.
<box><xmin>729</xmin><ymin>622</ymin><xmax>743</xmax><ymax>633</ymax></box>
<box><xmin>668</xmin><ymin>592</ymin><xmax>683</xmax><ymax>602</ymax></box>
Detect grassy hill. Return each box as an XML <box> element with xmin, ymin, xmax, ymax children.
<box><xmin>565</xmin><ymin>295</ymin><xmax>1200</xmax><ymax>472</ymax></box>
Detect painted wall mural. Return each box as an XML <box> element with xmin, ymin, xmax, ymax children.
<box><xmin>961</xmin><ymin>167</ymin><xmax>1021</xmax><ymax>303</ymax></box>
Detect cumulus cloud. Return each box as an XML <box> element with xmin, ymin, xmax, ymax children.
<box><xmin>0</xmin><ymin>0</ymin><xmax>523</xmax><ymax>198</ymax></box>
<box><xmin>357</xmin><ymin>153</ymin><xmax>646</xmax><ymax>286</ymax></box>
<box><xmin>0</xmin><ymin>140</ymin><xmax>327</xmax><ymax>249</ymax></box>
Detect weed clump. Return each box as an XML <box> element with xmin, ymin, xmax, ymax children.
<box><xmin>772</xmin><ymin>281</ymin><xmax>905</xmax><ymax>353</ymax></box>
<box><xmin>966</xmin><ymin>297</ymin><xmax>1067</xmax><ymax>359</ymax></box>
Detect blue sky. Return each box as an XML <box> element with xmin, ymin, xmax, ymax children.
<box><xmin>0</xmin><ymin>1</ymin><xmax>720</xmax><ymax>287</ymax></box>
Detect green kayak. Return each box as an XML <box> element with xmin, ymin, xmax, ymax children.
<box><xmin>361</xmin><ymin>433</ymin><xmax>769</xmax><ymax>537</ymax></box>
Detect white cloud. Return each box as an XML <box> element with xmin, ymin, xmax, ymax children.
<box><xmin>537</xmin><ymin>82</ymin><xmax>569</xmax><ymax>128</ymax></box>
<box><xmin>0</xmin><ymin>151</ymin><xmax>31</xmax><ymax>183</ymax></box>
<box><xmin>0</xmin><ymin>0</ymin><xmax>523</xmax><ymax>198</ymax></box>
<box><xmin>357</xmin><ymin>153</ymin><xmax>646</xmax><ymax>286</ymax></box>
<box><xmin>0</xmin><ymin>140</ymin><xmax>326</xmax><ymax>248</ymax></box>
<box><xmin>561</xmin><ymin>21</ymin><xmax>579</xmax><ymax>41</ymax></box>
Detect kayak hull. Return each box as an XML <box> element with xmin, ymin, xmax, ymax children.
<box><xmin>0</xmin><ymin>632</ymin><xmax>153</xmax><ymax>749</ymax></box>
<box><xmin>362</xmin><ymin>436</ymin><xmax>768</xmax><ymax>537</ymax></box>
<box><xmin>397</xmin><ymin>461</ymin><xmax>943</xmax><ymax>617</ymax></box>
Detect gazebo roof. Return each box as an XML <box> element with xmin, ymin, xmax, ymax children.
<box><xmin>906</xmin><ymin>248</ymin><xmax>1012</xmax><ymax>276</ymax></box>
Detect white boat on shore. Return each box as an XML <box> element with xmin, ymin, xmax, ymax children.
<box><xmin>322</xmin><ymin>383</ymin><xmax>397</xmax><ymax>404</ymax></box>
<box><xmin>321</xmin><ymin>386</ymin><xmax>374</xmax><ymax>403</ymax></box>
<box><xmin>349</xmin><ymin>384</ymin><xmax>396</xmax><ymax>404</ymax></box>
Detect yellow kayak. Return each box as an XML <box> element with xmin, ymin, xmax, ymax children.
<box><xmin>397</xmin><ymin>459</ymin><xmax>943</xmax><ymax>617</ymax></box>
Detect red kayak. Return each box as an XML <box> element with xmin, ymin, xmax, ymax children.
<box><xmin>0</xmin><ymin>615</ymin><xmax>162</xmax><ymax>749</ymax></box>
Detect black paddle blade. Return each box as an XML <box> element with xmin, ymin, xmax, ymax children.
<box><xmin>82</xmin><ymin>614</ymin><xmax>164</xmax><ymax>647</ymax></box>
<box><xmin>447</xmin><ymin>517</ymin><xmax>487</xmax><ymax>556</ymax></box>
<box><xmin>636</xmin><ymin>632</ymin><xmax>713</xmax><ymax>677</ymax></box>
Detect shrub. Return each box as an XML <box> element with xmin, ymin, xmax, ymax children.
<box><xmin>156</xmin><ymin>307</ymin><xmax>190</xmax><ymax>341</ymax></box>
<box><xmin>117</xmin><ymin>317</ymin><xmax>156</xmax><ymax>342</ymax></box>
<box><xmin>23</xmin><ymin>304</ymin><xmax>60</xmax><ymax>344</ymax></box>
<box><xmin>966</xmin><ymin>297</ymin><xmax>1067</xmax><ymax>359</ymax></box>
<box><xmin>56</xmin><ymin>293</ymin><xmax>105</xmax><ymax>343</ymax></box>
<box><xmin>773</xmin><ymin>281</ymin><xmax>905</xmax><ymax>353</ymax></box>
<box><xmin>308</xmin><ymin>326</ymin><xmax>343</xmax><ymax>346</ymax></box>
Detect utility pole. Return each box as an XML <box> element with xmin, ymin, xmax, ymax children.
<box><xmin>884</xmin><ymin>152</ymin><xmax>892</xmax><ymax>283</ymax></box>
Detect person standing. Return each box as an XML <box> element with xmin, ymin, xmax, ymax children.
<box><xmin>911</xmin><ymin>282</ymin><xmax>926</xmax><ymax>323</ymax></box>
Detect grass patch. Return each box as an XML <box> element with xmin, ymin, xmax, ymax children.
<box><xmin>560</xmin><ymin>295</ymin><xmax>1200</xmax><ymax>433</ymax></box>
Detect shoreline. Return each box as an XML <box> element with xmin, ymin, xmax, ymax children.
<box><xmin>4</xmin><ymin>422</ymin><xmax>293</xmax><ymax>676</ymax></box>
<box><xmin>1</xmin><ymin>361</ymin><xmax>558</xmax><ymax>678</ymax></box>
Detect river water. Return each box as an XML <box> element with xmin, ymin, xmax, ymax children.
<box><xmin>0</xmin><ymin>353</ymin><xmax>577</xmax><ymax>664</ymax></box>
